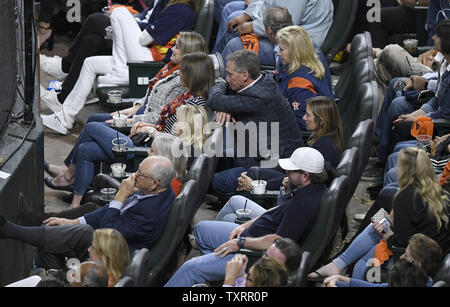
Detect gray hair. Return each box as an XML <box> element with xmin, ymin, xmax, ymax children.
<box><xmin>263</xmin><ymin>6</ymin><xmax>293</xmax><ymax>35</ymax></box>
<box><xmin>149</xmin><ymin>156</ymin><xmax>175</xmax><ymax>188</ymax></box>
<box><xmin>153</xmin><ymin>133</ymin><xmax>187</xmax><ymax>179</ymax></box>
<box><xmin>227</xmin><ymin>49</ymin><xmax>260</xmax><ymax>80</ymax></box>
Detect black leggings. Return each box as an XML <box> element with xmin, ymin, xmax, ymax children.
<box><xmin>58</xmin><ymin>13</ymin><xmax>112</xmax><ymax>103</ymax></box>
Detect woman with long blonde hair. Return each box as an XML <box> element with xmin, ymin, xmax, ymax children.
<box><xmin>88</xmin><ymin>228</ymin><xmax>131</xmax><ymax>287</ymax></box>
<box><xmin>275</xmin><ymin>25</ymin><xmax>334</xmax><ymax>131</ymax></box>
<box><xmin>310</xmin><ymin>147</ymin><xmax>450</xmax><ymax>281</ymax></box>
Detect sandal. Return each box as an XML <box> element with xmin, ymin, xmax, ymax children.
<box><xmin>188</xmin><ymin>234</ymin><xmax>199</xmax><ymax>250</ymax></box>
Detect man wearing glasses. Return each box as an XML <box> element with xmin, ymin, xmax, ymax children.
<box><xmin>0</xmin><ymin>156</ymin><xmax>175</xmax><ymax>270</ymax></box>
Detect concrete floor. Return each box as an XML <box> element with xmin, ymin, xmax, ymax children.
<box><xmin>40</xmin><ymin>35</ymin><xmax>381</xmax><ymax>274</ymax></box>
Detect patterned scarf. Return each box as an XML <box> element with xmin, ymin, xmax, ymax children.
<box><xmin>156</xmin><ymin>90</ymin><xmax>196</xmax><ymax>132</ymax></box>
<box><xmin>148</xmin><ymin>61</ymin><xmax>180</xmax><ymax>91</ymax></box>
<box><xmin>150</xmin><ymin>34</ymin><xmax>179</xmax><ymax>62</ymax></box>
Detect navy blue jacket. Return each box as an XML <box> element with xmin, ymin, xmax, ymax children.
<box><xmin>208</xmin><ymin>72</ymin><xmax>304</xmax><ymax>168</ymax></box>
<box><xmin>83</xmin><ymin>188</ymin><xmax>174</xmax><ymax>253</ymax></box>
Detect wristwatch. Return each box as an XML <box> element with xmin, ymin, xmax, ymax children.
<box><xmin>237</xmin><ymin>236</ymin><xmax>246</xmax><ymax>249</ymax></box>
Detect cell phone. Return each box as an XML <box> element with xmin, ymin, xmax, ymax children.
<box><xmin>378</xmin><ymin>218</ymin><xmax>391</xmax><ymax>233</ymax></box>
<box><xmin>370</xmin><ymin>208</ymin><xmax>390</xmax><ymax>224</ymax></box>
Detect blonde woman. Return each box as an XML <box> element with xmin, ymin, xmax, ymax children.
<box><xmin>88</xmin><ymin>228</ymin><xmax>131</xmax><ymax>287</ymax></box>
<box><xmin>309</xmin><ymin>147</ymin><xmax>450</xmax><ymax>281</ymax></box>
<box><xmin>147</xmin><ymin>133</ymin><xmax>187</xmax><ymax>196</ymax></box>
<box><xmin>175</xmin><ymin>105</ymin><xmax>210</xmax><ymax>163</ymax></box>
<box><xmin>275</xmin><ymin>25</ymin><xmax>334</xmax><ymax>131</ymax></box>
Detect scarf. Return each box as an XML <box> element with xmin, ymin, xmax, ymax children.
<box><xmin>156</xmin><ymin>90</ymin><xmax>196</xmax><ymax>132</ymax></box>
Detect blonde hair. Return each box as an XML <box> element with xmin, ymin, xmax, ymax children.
<box><xmin>396</xmin><ymin>147</ymin><xmax>450</xmax><ymax>231</ymax></box>
<box><xmin>176</xmin><ymin>105</ymin><xmax>209</xmax><ymax>151</ymax></box>
<box><xmin>306</xmin><ymin>96</ymin><xmax>344</xmax><ymax>152</ymax></box>
<box><xmin>276</xmin><ymin>25</ymin><xmax>324</xmax><ymax>78</ymax></box>
<box><xmin>152</xmin><ymin>133</ymin><xmax>187</xmax><ymax>179</ymax></box>
<box><xmin>91</xmin><ymin>229</ymin><xmax>131</xmax><ymax>286</ymax></box>
<box><xmin>176</xmin><ymin>31</ymin><xmax>208</xmax><ymax>56</ymax></box>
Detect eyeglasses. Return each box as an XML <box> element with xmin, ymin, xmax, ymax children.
<box><xmin>136</xmin><ymin>169</ymin><xmax>154</xmax><ymax>180</ymax></box>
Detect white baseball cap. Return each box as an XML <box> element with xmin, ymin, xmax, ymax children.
<box><xmin>278</xmin><ymin>147</ymin><xmax>324</xmax><ymax>173</ymax></box>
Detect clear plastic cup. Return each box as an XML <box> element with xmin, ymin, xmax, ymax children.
<box><xmin>113</xmin><ymin>114</ymin><xmax>127</xmax><ymax>128</ymax></box>
<box><xmin>110</xmin><ymin>163</ymin><xmax>126</xmax><ymax>178</ymax></box>
<box><xmin>112</xmin><ymin>138</ymin><xmax>128</xmax><ymax>152</ymax></box>
<box><xmin>108</xmin><ymin>90</ymin><xmax>123</xmax><ymax>104</ymax></box>
<box><xmin>252</xmin><ymin>180</ymin><xmax>267</xmax><ymax>195</ymax></box>
<box><xmin>235</xmin><ymin>208</ymin><xmax>252</xmax><ymax>224</ymax></box>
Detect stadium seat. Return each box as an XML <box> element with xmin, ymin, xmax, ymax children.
<box><xmin>122</xmin><ymin>248</ymin><xmax>151</xmax><ymax>287</ymax></box>
<box><xmin>347</xmin><ymin>119</ymin><xmax>375</xmax><ymax>178</ymax></box>
<box><xmin>320</xmin><ymin>0</ymin><xmax>359</xmax><ymax>63</ymax></box>
<box><xmin>147</xmin><ymin>180</ymin><xmax>197</xmax><ymax>286</ymax></box>
<box><xmin>293</xmin><ymin>251</ymin><xmax>312</xmax><ymax>287</ymax></box>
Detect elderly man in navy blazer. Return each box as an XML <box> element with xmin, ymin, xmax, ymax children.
<box><xmin>0</xmin><ymin>156</ymin><xmax>175</xmax><ymax>269</ymax></box>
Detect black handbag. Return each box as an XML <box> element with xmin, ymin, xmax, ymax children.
<box><xmin>405</xmin><ymin>90</ymin><xmax>435</xmax><ymax>110</ymax></box>
<box><xmin>130</xmin><ymin>133</ymin><xmax>153</xmax><ymax>147</ymax></box>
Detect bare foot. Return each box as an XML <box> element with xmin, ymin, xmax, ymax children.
<box><xmin>308</xmin><ymin>262</ymin><xmax>341</xmax><ymax>279</ymax></box>
<box><xmin>67</xmin><ymin>204</ymin><xmax>80</xmax><ymax>210</ymax></box>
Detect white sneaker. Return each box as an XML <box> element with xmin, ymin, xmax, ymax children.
<box><xmin>40</xmin><ymin>85</ymin><xmax>62</xmax><ymax>113</ymax></box>
<box><xmin>41</xmin><ymin>113</ymin><xmax>68</xmax><ymax>135</ymax></box>
<box><xmin>97</xmin><ymin>72</ymin><xmax>129</xmax><ymax>85</ymax></box>
<box><xmin>40</xmin><ymin>54</ymin><xmax>68</xmax><ymax>80</ymax></box>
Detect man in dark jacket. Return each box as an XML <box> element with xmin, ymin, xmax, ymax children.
<box><xmin>209</xmin><ymin>49</ymin><xmax>303</xmax><ymax>204</ymax></box>
<box><xmin>0</xmin><ymin>156</ymin><xmax>175</xmax><ymax>269</ymax></box>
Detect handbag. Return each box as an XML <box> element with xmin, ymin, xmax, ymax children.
<box><xmin>130</xmin><ymin>133</ymin><xmax>153</xmax><ymax>147</ymax></box>
<box><xmin>405</xmin><ymin>89</ymin><xmax>435</xmax><ymax>110</ymax></box>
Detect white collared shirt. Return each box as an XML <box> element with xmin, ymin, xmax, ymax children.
<box><xmin>238</xmin><ymin>74</ymin><xmax>262</xmax><ymax>93</ymax></box>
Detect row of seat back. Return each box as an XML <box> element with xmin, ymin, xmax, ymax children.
<box><xmin>347</xmin><ymin>119</ymin><xmax>375</xmax><ymax>179</ymax></box>
<box><xmin>146</xmin><ymin>180</ymin><xmax>197</xmax><ymax>286</ymax></box>
<box><xmin>320</xmin><ymin>0</ymin><xmax>359</xmax><ymax>64</ymax></box>
<box><xmin>300</xmin><ymin>175</ymin><xmax>348</xmax><ymax>271</ymax></box>
<box><xmin>334</xmin><ymin>31</ymin><xmax>373</xmax><ymax>97</ymax></box>
<box><xmin>340</xmin><ymin>81</ymin><xmax>378</xmax><ymax>144</ymax></box>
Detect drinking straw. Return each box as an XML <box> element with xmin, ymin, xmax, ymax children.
<box><xmin>243</xmin><ymin>199</ymin><xmax>248</xmax><ymax>213</ymax></box>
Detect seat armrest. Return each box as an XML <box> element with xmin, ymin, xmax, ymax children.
<box><xmin>433</xmin><ymin>119</ymin><xmax>450</xmax><ymax>136</ymax></box>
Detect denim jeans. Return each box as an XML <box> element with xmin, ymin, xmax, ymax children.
<box><xmin>375</xmin><ymin>78</ymin><xmax>415</xmax><ymax>161</ymax></box>
<box><xmin>215</xmin><ymin>195</ymin><xmax>267</xmax><ymax>223</ymax></box>
<box><xmin>222</xmin><ymin>36</ymin><xmax>276</xmax><ymax>67</ymax></box>
<box><xmin>64</xmin><ymin>122</ymin><xmax>134</xmax><ymax>195</ymax></box>
<box><xmin>333</xmin><ymin>223</ymin><xmax>384</xmax><ymax>280</ymax></box>
<box><xmin>86</xmin><ymin>113</ymin><xmax>112</xmax><ymax>123</ymax></box>
<box><xmin>164</xmin><ymin>220</ymin><xmax>239</xmax><ymax>286</ymax></box>
<box><xmin>213</xmin><ymin>1</ymin><xmax>245</xmax><ymax>53</ymax></box>
<box><xmin>211</xmin><ymin>166</ymin><xmax>247</xmax><ymax>205</ymax></box>
<box><xmin>214</xmin><ymin>0</ymin><xmax>243</xmax><ymax>24</ymax></box>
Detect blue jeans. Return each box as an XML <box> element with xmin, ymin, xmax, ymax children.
<box><xmin>213</xmin><ymin>1</ymin><xmax>245</xmax><ymax>53</ymax></box>
<box><xmin>214</xmin><ymin>0</ymin><xmax>243</xmax><ymax>24</ymax></box>
<box><xmin>86</xmin><ymin>113</ymin><xmax>112</xmax><ymax>123</ymax></box>
<box><xmin>64</xmin><ymin>122</ymin><xmax>134</xmax><ymax>195</ymax></box>
<box><xmin>211</xmin><ymin>166</ymin><xmax>247</xmax><ymax>205</ymax></box>
<box><xmin>375</xmin><ymin>78</ymin><xmax>415</xmax><ymax>161</ymax></box>
<box><xmin>222</xmin><ymin>37</ymin><xmax>276</xmax><ymax>67</ymax></box>
<box><xmin>164</xmin><ymin>220</ymin><xmax>240</xmax><ymax>286</ymax></box>
<box><xmin>333</xmin><ymin>224</ymin><xmax>384</xmax><ymax>280</ymax></box>
<box><xmin>215</xmin><ymin>195</ymin><xmax>267</xmax><ymax>223</ymax></box>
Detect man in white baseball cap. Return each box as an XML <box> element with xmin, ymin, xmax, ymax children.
<box><xmin>165</xmin><ymin>147</ymin><xmax>329</xmax><ymax>287</ymax></box>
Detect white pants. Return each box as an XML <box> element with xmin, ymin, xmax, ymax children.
<box><xmin>55</xmin><ymin>7</ymin><xmax>154</xmax><ymax>129</ymax></box>
<box><xmin>57</xmin><ymin>56</ymin><xmax>113</xmax><ymax>129</ymax></box>
<box><xmin>110</xmin><ymin>6</ymin><xmax>153</xmax><ymax>74</ymax></box>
